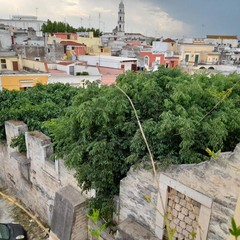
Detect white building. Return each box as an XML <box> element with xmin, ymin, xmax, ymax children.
<box><xmin>48</xmin><ymin>62</ymin><xmax>101</xmax><ymax>88</ymax></box>
<box><xmin>204</xmin><ymin>35</ymin><xmax>239</xmax><ymax>48</ymax></box>
<box><xmin>0</xmin><ymin>29</ymin><xmax>12</xmax><ymax>49</ymax></box>
<box><xmin>78</xmin><ymin>55</ymin><xmax>137</xmax><ymax>71</ymax></box>
<box><xmin>0</xmin><ymin>15</ymin><xmax>46</xmax><ymax>32</ymax></box>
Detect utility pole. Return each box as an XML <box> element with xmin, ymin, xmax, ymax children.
<box><xmin>88</xmin><ymin>16</ymin><xmax>91</xmax><ymax>28</ymax></box>
<box><xmin>36</xmin><ymin>8</ymin><xmax>38</xmax><ymax>18</ymax></box>
<box><xmin>80</xmin><ymin>17</ymin><xmax>83</xmax><ymax>27</ymax></box>
<box><xmin>202</xmin><ymin>24</ymin><xmax>205</xmax><ymax>38</ymax></box>
<box><xmin>98</xmin><ymin>13</ymin><xmax>101</xmax><ymax>66</ymax></box>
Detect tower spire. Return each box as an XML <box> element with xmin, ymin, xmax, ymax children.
<box><xmin>117</xmin><ymin>0</ymin><xmax>125</xmax><ymax>37</ymax></box>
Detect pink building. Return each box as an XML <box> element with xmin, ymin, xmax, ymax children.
<box><xmin>60</xmin><ymin>41</ymin><xmax>86</xmax><ymax>59</ymax></box>
<box><xmin>54</xmin><ymin>32</ymin><xmax>77</xmax><ymax>40</ymax></box>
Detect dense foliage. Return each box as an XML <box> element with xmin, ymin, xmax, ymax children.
<box><xmin>45</xmin><ymin>67</ymin><xmax>240</xmax><ymax>217</ymax></box>
<box><xmin>0</xmin><ymin>83</ymin><xmax>79</xmax><ymax>140</ymax></box>
<box><xmin>2</xmin><ymin>68</ymin><xmax>240</xmax><ymax>218</ymax></box>
<box><xmin>41</xmin><ymin>19</ymin><xmax>101</xmax><ymax>37</ymax></box>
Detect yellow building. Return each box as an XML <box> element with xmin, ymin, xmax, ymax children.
<box><xmin>62</xmin><ymin>32</ymin><xmax>111</xmax><ymax>55</ymax></box>
<box><xmin>0</xmin><ymin>56</ymin><xmax>19</xmax><ymax>71</ymax></box>
<box><xmin>178</xmin><ymin>42</ymin><xmax>219</xmax><ymax>66</ymax></box>
<box><xmin>48</xmin><ymin>32</ymin><xmax>111</xmax><ymax>56</ymax></box>
<box><xmin>0</xmin><ymin>53</ymin><xmax>49</xmax><ymax>91</ymax></box>
<box><xmin>77</xmin><ymin>32</ymin><xmax>101</xmax><ymax>55</ymax></box>
<box><xmin>0</xmin><ymin>73</ymin><xmax>49</xmax><ymax>91</ymax></box>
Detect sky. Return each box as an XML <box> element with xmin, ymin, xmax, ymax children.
<box><xmin>0</xmin><ymin>0</ymin><xmax>239</xmax><ymax>38</ymax></box>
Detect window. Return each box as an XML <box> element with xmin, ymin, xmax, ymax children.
<box><xmin>20</xmin><ymin>86</ymin><xmax>32</xmax><ymax>91</ymax></box>
<box><xmin>1</xmin><ymin>59</ymin><xmax>6</xmax><ymax>69</ymax></box>
<box><xmin>194</xmin><ymin>54</ymin><xmax>199</xmax><ymax>65</ymax></box>
<box><xmin>185</xmin><ymin>54</ymin><xmax>189</xmax><ymax>62</ymax></box>
<box><xmin>155</xmin><ymin>56</ymin><xmax>161</xmax><ymax>64</ymax></box>
<box><xmin>144</xmin><ymin>56</ymin><xmax>149</xmax><ymax>66</ymax></box>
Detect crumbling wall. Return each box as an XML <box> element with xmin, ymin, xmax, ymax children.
<box><xmin>0</xmin><ymin>120</ymin><xmax>82</xmax><ymax>224</ymax></box>
<box><xmin>118</xmin><ymin>146</ymin><xmax>240</xmax><ymax>240</ymax></box>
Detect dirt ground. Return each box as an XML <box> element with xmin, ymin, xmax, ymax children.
<box><xmin>0</xmin><ymin>192</ymin><xmax>49</xmax><ymax>240</ymax></box>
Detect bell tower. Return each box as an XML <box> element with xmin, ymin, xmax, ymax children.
<box><xmin>117</xmin><ymin>0</ymin><xmax>125</xmax><ymax>36</ymax></box>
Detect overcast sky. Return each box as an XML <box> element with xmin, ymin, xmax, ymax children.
<box><xmin>0</xmin><ymin>0</ymin><xmax>239</xmax><ymax>38</ymax></box>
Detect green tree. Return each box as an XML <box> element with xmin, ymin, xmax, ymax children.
<box><xmin>0</xmin><ymin>83</ymin><xmax>79</xmax><ymax>140</ymax></box>
<box><xmin>41</xmin><ymin>19</ymin><xmax>101</xmax><ymax>36</ymax></box>
<box><xmin>46</xmin><ymin>67</ymin><xmax>240</xmax><ymax>218</ymax></box>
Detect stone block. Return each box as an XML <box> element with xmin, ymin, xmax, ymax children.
<box><xmin>182</xmin><ymin>229</ymin><xmax>189</xmax><ymax>238</ymax></box>
<box><xmin>174</xmin><ymin>196</ymin><xmax>180</xmax><ymax>203</ymax></box>
<box><xmin>173</xmin><ymin>218</ymin><xmax>180</xmax><ymax>225</ymax></box>
<box><xmin>167</xmin><ymin>205</ymin><xmax>172</xmax><ymax>213</ymax></box>
<box><xmin>172</xmin><ymin>209</ymin><xmax>178</xmax><ymax>218</ymax></box>
<box><xmin>175</xmin><ymin>203</ymin><xmax>182</xmax><ymax>211</ymax></box>
<box><xmin>180</xmin><ymin>199</ymin><xmax>187</xmax><ymax>207</ymax></box>
<box><xmin>180</xmin><ymin>221</ymin><xmax>186</xmax><ymax>229</ymax></box>
<box><xmin>50</xmin><ymin>185</ymin><xmax>87</xmax><ymax>240</ymax></box>
<box><xmin>177</xmin><ymin>233</ymin><xmax>184</xmax><ymax>240</ymax></box>
<box><xmin>186</xmin><ymin>225</ymin><xmax>193</xmax><ymax>233</ymax></box>
<box><xmin>176</xmin><ymin>226</ymin><xmax>182</xmax><ymax>233</ymax></box>
<box><xmin>178</xmin><ymin>212</ymin><xmax>185</xmax><ymax>221</ymax></box>
<box><xmin>192</xmin><ymin>220</ymin><xmax>198</xmax><ymax>229</ymax></box>
<box><xmin>182</xmin><ymin>207</ymin><xmax>189</xmax><ymax>216</ymax></box>
<box><xmin>168</xmin><ymin>199</ymin><xmax>173</xmax><ymax>207</ymax></box>
<box><xmin>189</xmin><ymin>211</ymin><xmax>196</xmax><ymax>220</ymax></box>
<box><xmin>185</xmin><ymin>217</ymin><xmax>192</xmax><ymax>225</ymax></box>
<box><xmin>186</xmin><ymin>202</ymin><xmax>193</xmax><ymax>211</ymax></box>
<box><xmin>116</xmin><ymin>217</ymin><xmax>160</xmax><ymax>240</ymax></box>
<box><xmin>178</xmin><ymin>192</ymin><xmax>185</xmax><ymax>199</ymax></box>
<box><xmin>170</xmin><ymin>188</ymin><xmax>177</xmax><ymax>196</ymax></box>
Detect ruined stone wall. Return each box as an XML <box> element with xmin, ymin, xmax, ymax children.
<box><xmin>0</xmin><ymin>143</ymin><xmax>8</xmax><ymax>184</ymax></box>
<box><xmin>118</xmin><ymin>146</ymin><xmax>240</xmax><ymax>240</ymax></box>
<box><xmin>45</xmin><ymin>43</ymin><xmax>64</xmax><ymax>63</ymax></box>
<box><xmin>0</xmin><ymin>120</ymin><xmax>82</xmax><ymax>224</ymax></box>
<box><xmin>118</xmin><ymin>168</ymin><xmax>158</xmax><ymax>234</ymax></box>
<box><xmin>50</xmin><ymin>185</ymin><xmax>88</xmax><ymax>240</ymax></box>
<box><xmin>13</xmin><ymin>45</ymin><xmax>45</xmax><ymax>61</ymax></box>
<box><xmin>166</xmin><ymin>188</ymin><xmax>200</xmax><ymax>240</ymax></box>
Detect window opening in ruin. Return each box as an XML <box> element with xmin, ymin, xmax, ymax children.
<box><xmin>164</xmin><ymin>187</ymin><xmax>201</xmax><ymax>240</ymax></box>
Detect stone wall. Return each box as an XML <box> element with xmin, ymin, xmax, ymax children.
<box><xmin>0</xmin><ymin>120</ymin><xmax>113</xmax><ymax>240</ymax></box>
<box><xmin>118</xmin><ymin>168</ymin><xmax>158</xmax><ymax>234</ymax></box>
<box><xmin>118</xmin><ymin>145</ymin><xmax>240</xmax><ymax>240</ymax></box>
<box><xmin>50</xmin><ymin>185</ymin><xmax>88</xmax><ymax>240</ymax></box>
<box><xmin>2</xmin><ymin>119</ymin><xmax>240</xmax><ymax>240</ymax></box>
<box><xmin>0</xmin><ymin>120</ymin><xmax>83</xmax><ymax>224</ymax></box>
<box><xmin>166</xmin><ymin>188</ymin><xmax>200</xmax><ymax>239</ymax></box>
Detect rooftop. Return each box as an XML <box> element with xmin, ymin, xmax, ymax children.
<box><xmin>206</xmin><ymin>35</ymin><xmax>238</xmax><ymax>40</ymax></box>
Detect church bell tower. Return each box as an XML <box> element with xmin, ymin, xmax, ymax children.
<box><xmin>117</xmin><ymin>0</ymin><xmax>125</xmax><ymax>36</ymax></box>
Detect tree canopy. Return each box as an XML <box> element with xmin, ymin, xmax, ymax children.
<box><xmin>0</xmin><ymin>83</ymin><xmax>79</xmax><ymax>140</ymax></box>
<box><xmin>1</xmin><ymin>67</ymin><xmax>240</xmax><ymax>218</ymax></box>
<box><xmin>45</xmin><ymin>67</ymin><xmax>240</xmax><ymax>216</ymax></box>
<box><xmin>41</xmin><ymin>19</ymin><xmax>101</xmax><ymax>37</ymax></box>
